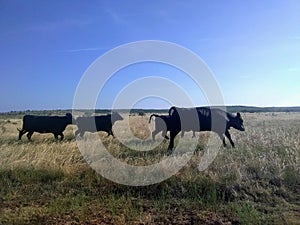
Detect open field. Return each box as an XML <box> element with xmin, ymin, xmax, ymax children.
<box><xmin>0</xmin><ymin>112</ymin><xmax>299</xmax><ymax>224</ymax></box>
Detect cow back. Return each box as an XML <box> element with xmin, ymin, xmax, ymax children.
<box><xmin>22</xmin><ymin>115</ymin><xmax>71</xmax><ymax>133</ymax></box>
<box><xmin>169</xmin><ymin>106</ymin><xmax>228</xmax><ymax>133</ymax></box>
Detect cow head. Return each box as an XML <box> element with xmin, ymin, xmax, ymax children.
<box><xmin>230</xmin><ymin>112</ymin><xmax>245</xmax><ymax>131</ymax></box>
<box><xmin>65</xmin><ymin>113</ymin><xmax>73</xmax><ymax>125</ymax></box>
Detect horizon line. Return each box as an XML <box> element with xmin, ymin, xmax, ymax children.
<box><xmin>1</xmin><ymin>105</ymin><xmax>300</xmax><ymax>114</ymax></box>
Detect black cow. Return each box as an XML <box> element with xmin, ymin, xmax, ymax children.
<box><xmin>149</xmin><ymin>114</ymin><xmax>171</xmax><ymax>140</ymax></box>
<box><xmin>75</xmin><ymin>112</ymin><xmax>123</xmax><ymax>137</ymax></box>
<box><xmin>167</xmin><ymin>106</ymin><xmax>245</xmax><ymax>150</ymax></box>
<box><xmin>18</xmin><ymin>113</ymin><xmax>73</xmax><ymax>141</ymax></box>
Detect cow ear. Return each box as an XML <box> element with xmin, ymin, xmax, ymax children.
<box><xmin>237</xmin><ymin>112</ymin><xmax>241</xmax><ymax>118</ymax></box>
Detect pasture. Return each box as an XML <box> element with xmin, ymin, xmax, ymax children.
<box><xmin>0</xmin><ymin>112</ymin><xmax>299</xmax><ymax>224</ymax></box>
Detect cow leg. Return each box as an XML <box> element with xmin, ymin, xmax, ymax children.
<box><xmin>181</xmin><ymin>131</ymin><xmax>184</xmax><ymax>138</ymax></box>
<box><xmin>27</xmin><ymin>131</ymin><xmax>34</xmax><ymax>140</ymax></box>
<box><xmin>108</xmin><ymin>130</ymin><xmax>114</xmax><ymax>137</ymax></box>
<box><xmin>75</xmin><ymin>129</ymin><xmax>84</xmax><ymax>138</ymax></box>
<box><xmin>168</xmin><ymin>130</ymin><xmax>180</xmax><ymax>152</ymax></box>
<box><xmin>151</xmin><ymin>129</ymin><xmax>159</xmax><ymax>141</ymax></box>
<box><xmin>225</xmin><ymin>130</ymin><xmax>235</xmax><ymax>148</ymax></box>
<box><xmin>218</xmin><ymin>133</ymin><xmax>226</xmax><ymax>147</ymax></box>
<box><xmin>162</xmin><ymin>129</ymin><xmax>169</xmax><ymax>140</ymax></box>
<box><xmin>18</xmin><ymin>129</ymin><xmax>27</xmax><ymax>140</ymax></box>
<box><xmin>192</xmin><ymin>131</ymin><xmax>196</xmax><ymax>138</ymax></box>
<box><xmin>75</xmin><ymin>130</ymin><xmax>84</xmax><ymax>138</ymax></box>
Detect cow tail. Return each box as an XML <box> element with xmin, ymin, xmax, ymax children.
<box><xmin>168</xmin><ymin>106</ymin><xmax>177</xmax><ymax>116</ymax></box>
<box><xmin>149</xmin><ymin>114</ymin><xmax>158</xmax><ymax>123</ymax></box>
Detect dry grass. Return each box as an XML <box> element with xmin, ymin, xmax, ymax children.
<box><xmin>0</xmin><ymin>112</ymin><xmax>299</xmax><ymax>224</ymax></box>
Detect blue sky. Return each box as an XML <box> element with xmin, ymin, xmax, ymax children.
<box><xmin>1</xmin><ymin>0</ymin><xmax>300</xmax><ymax>112</ymax></box>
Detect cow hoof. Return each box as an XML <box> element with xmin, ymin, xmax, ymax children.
<box><xmin>167</xmin><ymin>149</ymin><xmax>173</xmax><ymax>155</ymax></box>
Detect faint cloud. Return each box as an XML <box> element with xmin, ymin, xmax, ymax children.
<box><xmin>104</xmin><ymin>6</ymin><xmax>173</xmax><ymax>25</ymax></box>
<box><xmin>105</xmin><ymin>8</ymin><xmax>127</xmax><ymax>25</ymax></box>
<box><xmin>273</xmin><ymin>67</ymin><xmax>300</xmax><ymax>74</ymax></box>
<box><xmin>60</xmin><ymin>47</ymin><xmax>108</xmax><ymax>53</ymax></box>
<box><xmin>1</xmin><ymin>18</ymin><xmax>91</xmax><ymax>37</ymax></box>
<box><xmin>288</xmin><ymin>67</ymin><xmax>300</xmax><ymax>72</ymax></box>
<box><xmin>23</xmin><ymin>18</ymin><xmax>92</xmax><ymax>33</ymax></box>
<box><xmin>157</xmin><ymin>9</ymin><xmax>174</xmax><ymax>23</ymax></box>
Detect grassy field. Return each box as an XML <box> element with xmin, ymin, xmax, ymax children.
<box><xmin>0</xmin><ymin>112</ymin><xmax>299</xmax><ymax>224</ymax></box>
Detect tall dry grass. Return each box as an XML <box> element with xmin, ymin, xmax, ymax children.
<box><xmin>0</xmin><ymin>112</ymin><xmax>299</xmax><ymax>188</ymax></box>
<box><xmin>0</xmin><ymin>112</ymin><xmax>299</xmax><ymax>224</ymax></box>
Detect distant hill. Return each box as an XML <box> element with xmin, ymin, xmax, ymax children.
<box><xmin>127</xmin><ymin>106</ymin><xmax>300</xmax><ymax>113</ymax></box>
<box><xmin>225</xmin><ymin>106</ymin><xmax>300</xmax><ymax>113</ymax></box>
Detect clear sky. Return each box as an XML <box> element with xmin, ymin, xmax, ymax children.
<box><xmin>1</xmin><ymin>0</ymin><xmax>300</xmax><ymax>112</ymax></box>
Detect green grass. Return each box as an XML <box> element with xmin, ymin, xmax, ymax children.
<box><xmin>0</xmin><ymin>168</ymin><xmax>228</xmax><ymax>224</ymax></box>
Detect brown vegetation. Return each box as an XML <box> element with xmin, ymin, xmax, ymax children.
<box><xmin>0</xmin><ymin>112</ymin><xmax>299</xmax><ymax>224</ymax></box>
